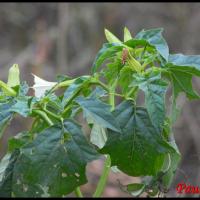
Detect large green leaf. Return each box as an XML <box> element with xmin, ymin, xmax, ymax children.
<box><xmin>168</xmin><ymin>54</ymin><xmax>200</xmax><ymax>76</ymax></box>
<box><xmin>164</xmin><ymin>54</ymin><xmax>200</xmax><ymax>124</ymax></box>
<box><xmin>167</xmin><ymin>54</ymin><xmax>200</xmax><ymax>99</ymax></box>
<box><xmin>161</xmin><ymin>139</ymin><xmax>181</xmax><ymax>190</ymax></box>
<box><xmin>100</xmin><ymin>100</ymin><xmax>175</xmax><ymax>176</ymax></box>
<box><xmin>75</xmin><ymin>96</ymin><xmax>121</xmax><ymax>133</ymax></box>
<box><xmin>131</xmin><ymin>70</ymin><xmax>168</xmax><ymax>132</ymax></box>
<box><xmin>89</xmin><ymin>86</ymin><xmax>107</xmax><ymax>99</ymax></box>
<box><xmin>8</xmin><ymin>120</ymin><xmax>99</xmax><ymax>197</ymax></box>
<box><xmin>170</xmin><ymin>69</ymin><xmax>199</xmax><ymax>100</ymax></box>
<box><xmin>92</xmin><ymin>43</ymin><xmax>123</xmax><ymax>74</ymax></box>
<box><xmin>0</xmin><ymin>154</ymin><xmax>11</xmax><ymax>182</ymax></box>
<box><xmin>0</xmin><ymin>151</ymin><xmax>20</xmax><ymax>197</ymax></box>
<box><xmin>8</xmin><ymin>131</ymin><xmax>31</xmax><ymax>152</ymax></box>
<box><xmin>165</xmin><ymin>54</ymin><xmax>200</xmax><ymax>122</ymax></box>
<box><xmin>135</xmin><ymin>28</ymin><xmax>169</xmax><ymax>61</ymax></box>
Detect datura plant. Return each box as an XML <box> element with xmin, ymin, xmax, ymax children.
<box><xmin>0</xmin><ymin>27</ymin><xmax>200</xmax><ymax>197</ymax></box>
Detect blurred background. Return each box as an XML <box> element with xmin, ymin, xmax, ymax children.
<box><xmin>0</xmin><ymin>2</ymin><xmax>200</xmax><ymax>197</ymax></box>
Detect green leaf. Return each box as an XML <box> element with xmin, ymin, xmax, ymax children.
<box><xmin>105</xmin><ymin>29</ymin><xmax>122</xmax><ymax>44</ymax></box>
<box><xmin>118</xmin><ymin>65</ymin><xmax>135</xmax><ymax>95</ymax></box>
<box><xmin>9</xmin><ymin>96</ymin><xmax>32</xmax><ymax>117</ymax></box>
<box><xmin>161</xmin><ymin>139</ymin><xmax>181</xmax><ymax>190</ymax></box>
<box><xmin>8</xmin><ymin>131</ymin><xmax>30</xmax><ymax>152</ymax></box>
<box><xmin>92</xmin><ymin>43</ymin><xmax>123</xmax><ymax>74</ymax></box>
<box><xmin>126</xmin><ymin>183</ymin><xmax>146</xmax><ymax>197</ymax></box>
<box><xmin>124</xmin><ymin>27</ymin><xmax>132</xmax><ymax>42</ymax></box>
<box><xmin>0</xmin><ymin>150</ymin><xmax>20</xmax><ymax>197</ymax></box>
<box><xmin>100</xmin><ymin>100</ymin><xmax>175</xmax><ymax>176</ymax></box>
<box><xmin>0</xmin><ymin>99</ymin><xmax>15</xmax><ymax>138</ymax></box>
<box><xmin>75</xmin><ymin>96</ymin><xmax>121</xmax><ymax>133</ymax></box>
<box><xmin>168</xmin><ymin>54</ymin><xmax>200</xmax><ymax>76</ymax></box>
<box><xmin>11</xmin><ymin>120</ymin><xmax>99</xmax><ymax>197</ymax></box>
<box><xmin>125</xmin><ymin>39</ymin><xmax>149</xmax><ymax>49</ymax></box>
<box><xmin>89</xmin><ymin>87</ymin><xmax>107</xmax><ymax>99</ymax></box>
<box><xmin>90</xmin><ymin>123</ymin><xmax>107</xmax><ymax>149</ymax></box>
<box><xmin>104</xmin><ymin>56</ymin><xmax>123</xmax><ymax>85</ymax></box>
<box><xmin>62</xmin><ymin>76</ymin><xmax>91</xmax><ymax>107</ymax></box>
<box><xmin>167</xmin><ymin>53</ymin><xmax>200</xmax><ymax>101</ymax></box>
<box><xmin>131</xmin><ymin>70</ymin><xmax>168</xmax><ymax>132</ymax></box>
<box><xmin>166</xmin><ymin>54</ymin><xmax>200</xmax><ymax>122</ymax></box>
<box><xmin>170</xmin><ymin>69</ymin><xmax>199</xmax><ymax>100</ymax></box>
<box><xmin>135</xmin><ymin>28</ymin><xmax>169</xmax><ymax>61</ymax></box>
<box><xmin>17</xmin><ymin>81</ymin><xmax>29</xmax><ymax>96</ymax></box>
<box><xmin>0</xmin><ymin>154</ymin><xmax>11</xmax><ymax>182</ymax></box>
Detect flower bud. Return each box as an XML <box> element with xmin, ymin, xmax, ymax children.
<box><xmin>7</xmin><ymin>64</ymin><xmax>20</xmax><ymax>87</ymax></box>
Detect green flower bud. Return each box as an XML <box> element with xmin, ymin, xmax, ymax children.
<box><xmin>7</xmin><ymin>64</ymin><xmax>20</xmax><ymax>87</ymax></box>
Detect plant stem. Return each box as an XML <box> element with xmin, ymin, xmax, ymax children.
<box><xmin>109</xmin><ymin>89</ymin><xmax>115</xmax><ymax>111</ymax></box>
<box><xmin>93</xmin><ymin>80</ymin><xmax>117</xmax><ymax>197</ymax></box>
<box><xmin>54</xmin><ymin>78</ymin><xmax>77</xmax><ymax>91</ymax></box>
<box><xmin>62</xmin><ymin>80</ymin><xmax>108</xmax><ymax>116</ymax></box>
<box><xmin>140</xmin><ymin>44</ymin><xmax>147</xmax><ymax>61</ymax></box>
<box><xmin>0</xmin><ymin>80</ymin><xmax>17</xmax><ymax>96</ymax></box>
<box><xmin>92</xmin><ymin>80</ymin><xmax>109</xmax><ymax>92</ymax></box>
<box><xmin>32</xmin><ymin>110</ymin><xmax>53</xmax><ymax>126</ymax></box>
<box><xmin>93</xmin><ymin>155</ymin><xmax>111</xmax><ymax>197</ymax></box>
<box><xmin>43</xmin><ymin>107</ymin><xmax>61</xmax><ymax>121</ymax></box>
<box><xmin>74</xmin><ymin>187</ymin><xmax>83</xmax><ymax>198</ymax></box>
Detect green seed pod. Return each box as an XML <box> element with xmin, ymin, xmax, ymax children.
<box><xmin>7</xmin><ymin>64</ymin><xmax>20</xmax><ymax>87</ymax></box>
<box><xmin>127</xmin><ymin>53</ymin><xmax>142</xmax><ymax>73</ymax></box>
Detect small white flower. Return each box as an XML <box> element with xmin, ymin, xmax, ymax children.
<box><xmin>32</xmin><ymin>74</ymin><xmax>57</xmax><ymax>98</ymax></box>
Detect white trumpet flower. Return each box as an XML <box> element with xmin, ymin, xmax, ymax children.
<box><xmin>32</xmin><ymin>74</ymin><xmax>57</xmax><ymax>98</ymax></box>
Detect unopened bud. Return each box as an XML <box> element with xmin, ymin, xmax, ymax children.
<box><xmin>7</xmin><ymin>64</ymin><xmax>20</xmax><ymax>87</ymax></box>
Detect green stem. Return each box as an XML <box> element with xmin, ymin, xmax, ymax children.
<box><xmin>29</xmin><ymin>117</ymin><xmax>39</xmax><ymax>140</ymax></box>
<box><xmin>43</xmin><ymin>107</ymin><xmax>61</xmax><ymax>121</ymax></box>
<box><xmin>93</xmin><ymin>155</ymin><xmax>111</xmax><ymax>197</ymax></box>
<box><xmin>109</xmin><ymin>79</ymin><xmax>117</xmax><ymax>110</ymax></box>
<box><xmin>0</xmin><ymin>80</ymin><xmax>17</xmax><ymax>96</ymax></box>
<box><xmin>91</xmin><ymin>80</ymin><xmax>109</xmax><ymax>92</ymax></box>
<box><xmin>74</xmin><ymin>187</ymin><xmax>83</xmax><ymax>198</ymax></box>
<box><xmin>109</xmin><ymin>92</ymin><xmax>124</xmax><ymax>98</ymax></box>
<box><xmin>62</xmin><ymin>80</ymin><xmax>109</xmax><ymax>116</ymax></box>
<box><xmin>53</xmin><ymin>78</ymin><xmax>77</xmax><ymax>91</ymax></box>
<box><xmin>93</xmin><ymin>80</ymin><xmax>117</xmax><ymax>198</ymax></box>
<box><xmin>109</xmin><ymin>91</ymin><xmax>115</xmax><ymax>110</ymax></box>
<box><xmin>126</xmin><ymin>86</ymin><xmax>138</xmax><ymax>99</ymax></box>
<box><xmin>140</xmin><ymin>44</ymin><xmax>147</xmax><ymax>61</ymax></box>
<box><xmin>32</xmin><ymin>110</ymin><xmax>53</xmax><ymax>126</ymax></box>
